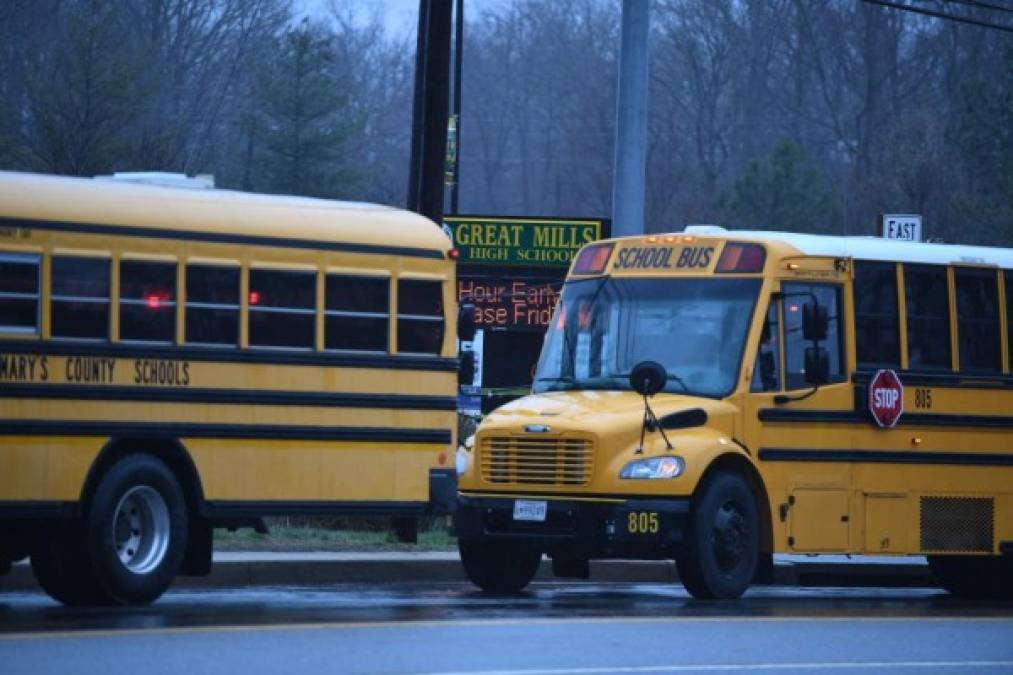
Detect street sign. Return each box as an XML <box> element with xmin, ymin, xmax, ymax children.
<box><xmin>879</xmin><ymin>214</ymin><xmax>922</xmax><ymax>242</ymax></box>
<box><xmin>868</xmin><ymin>369</ymin><xmax>904</xmax><ymax>428</ymax></box>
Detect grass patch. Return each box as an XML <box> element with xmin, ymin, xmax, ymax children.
<box><xmin>215</xmin><ymin>520</ymin><xmax>457</xmax><ymax>552</ymax></box>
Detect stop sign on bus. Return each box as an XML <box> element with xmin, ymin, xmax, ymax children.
<box><xmin>869</xmin><ymin>369</ymin><xmax>904</xmax><ymax>428</ymax></box>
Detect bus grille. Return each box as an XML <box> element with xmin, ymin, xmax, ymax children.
<box><xmin>920</xmin><ymin>496</ymin><xmax>993</xmax><ymax>552</ymax></box>
<box><xmin>479</xmin><ymin>436</ymin><xmax>594</xmax><ymax>487</ymax></box>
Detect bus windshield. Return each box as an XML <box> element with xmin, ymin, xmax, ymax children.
<box><xmin>533</xmin><ymin>276</ymin><xmax>761</xmax><ymax>397</ymax></box>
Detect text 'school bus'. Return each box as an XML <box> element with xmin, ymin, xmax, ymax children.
<box><xmin>455</xmin><ymin>226</ymin><xmax>1013</xmax><ymax>600</ymax></box>
<box><xmin>0</xmin><ymin>171</ymin><xmax>468</xmax><ymax>605</ymax></box>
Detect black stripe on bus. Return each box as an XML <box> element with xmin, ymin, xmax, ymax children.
<box><xmin>757</xmin><ymin>408</ymin><xmax>1013</xmax><ymax>428</ymax></box>
<box><xmin>0</xmin><ymin>340</ymin><xmax>459</xmax><ymax>372</ymax></box>
<box><xmin>852</xmin><ymin>369</ymin><xmax>1013</xmax><ymax>389</ymax></box>
<box><xmin>0</xmin><ymin>384</ymin><xmax>457</xmax><ymax>411</ymax></box>
<box><xmin>758</xmin><ymin>448</ymin><xmax>1013</xmax><ymax>466</ymax></box>
<box><xmin>0</xmin><ymin>420</ymin><xmax>451</xmax><ymax>444</ymax></box>
<box><xmin>0</xmin><ymin>501</ymin><xmax>76</xmax><ymax>520</ymax></box>
<box><xmin>1</xmin><ymin>217</ymin><xmax>447</xmax><ymax>260</ymax></box>
<box><xmin>203</xmin><ymin>500</ymin><xmax>429</xmax><ymax>519</ymax></box>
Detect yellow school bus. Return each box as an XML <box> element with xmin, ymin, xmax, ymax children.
<box><xmin>455</xmin><ymin>226</ymin><xmax>1013</xmax><ymax>599</ymax></box>
<box><xmin>0</xmin><ymin>171</ymin><xmax>464</xmax><ymax>605</ymax></box>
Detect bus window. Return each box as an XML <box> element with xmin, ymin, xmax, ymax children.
<box><xmin>120</xmin><ymin>260</ymin><xmax>176</xmax><ymax>343</ymax></box>
<box><xmin>1007</xmin><ymin>271</ymin><xmax>1013</xmax><ymax>370</ymax></box>
<box><xmin>782</xmin><ymin>283</ymin><xmax>844</xmax><ymax>389</ymax></box>
<box><xmin>248</xmin><ymin>269</ymin><xmax>315</xmax><ymax>349</ymax></box>
<box><xmin>954</xmin><ymin>268</ymin><xmax>1001</xmax><ymax>373</ymax></box>
<box><xmin>325</xmin><ymin>275</ymin><xmax>389</xmax><ymax>352</ymax></box>
<box><xmin>750</xmin><ymin>301</ymin><xmax>780</xmax><ymax>392</ymax></box>
<box><xmin>854</xmin><ymin>261</ymin><xmax>900</xmax><ymax>368</ymax></box>
<box><xmin>904</xmin><ymin>264</ymin><xmax>951</xmax><ymax>370</ymax></box>
<box><xmin>398</xmin><ymin>279</ymin><xmax>444</xmax><ymax>354</ymax></box>
<box><xmin>51</xmin><ymin>256</ymin><xmax>110</xmax><ymax>340</ymax></box>
<box><xmin>185</xmin><ymin>264</ymin><xmax>239</xmax><ymax>346</ymax></box>
<box><xmin>0</xmin><ymin>253</ymin><xmax>40</xmax><ymax>334</ymax></box>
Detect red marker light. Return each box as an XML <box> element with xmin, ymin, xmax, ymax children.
<box><xmin>146</xmin><ymin>295</ymin><xmax>162</xmax><ymax>309</ymax></box>
<box><xmin>572</xmin><ymin>243</ymin><xmax>614</xmax><ymax>275</ymax></box>
<box><xmin>448</xmin><ymin>248</ymin><xmax>460</xmax><ymax>260</ymax></box>
<box><xmin>715</xmin><ymin>243</ymin><xmax>766</xmax><ymax>273</ymax></box>
<box><xmin>249</xmin><ymin>291</ymin><xmax>260</xmax><ymax>305</ymax></box>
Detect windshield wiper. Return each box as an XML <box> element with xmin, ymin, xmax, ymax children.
<box><xmin>666</xmin><ymin>373</ymin><xmax>689</xmax><ymax>393</ymax></box>
<box><xmin>614</xmin><ymin>371</ymin><xmax>690</xmax><ymax>393</ymax></box>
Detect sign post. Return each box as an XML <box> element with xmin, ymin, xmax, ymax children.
<box><xmin>868</xmin><ymin>369</ymin><xmax>904</xmax><ymax>428</ymax></box>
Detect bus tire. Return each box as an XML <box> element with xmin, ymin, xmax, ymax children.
<box><xmin>677</xmin><ymin>471</ymin><xmax>759</xmax><ymax>600</ymax></box>
<box><xmin>30</xmin><ymin>524</ymin><xmax>109</xmax><ymax>606</ymax></box>
<box><xmin>459</xmin><ymin>540</ymin><xmax>541</xmax><ymax>594</ymax></box>
<box><xmin>928</xmin><ymin>555</ymin><xmax>1013</xmax><ymax>600</ymax></box>
<box><xmin>85</xmin><ymin>454</ymin><xmax>188</xmax><ymax>605</ymax></box>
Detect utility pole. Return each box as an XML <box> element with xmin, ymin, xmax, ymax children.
<box><xmin>407</xmin><ymin>0</ymin><xmax>453</xmax><ymax>226</ymax></box>
<box><xmin>611</xmin><ymin>0</ymin><xmax>650</xmax><ymax>237</ymax></box>
<box><xmin>449</xmin><ymin>0</ymin><xmax>464</xmax><ymax>215</ymax></box>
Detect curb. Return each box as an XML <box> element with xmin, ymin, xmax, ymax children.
<box><xmin>1</xmin><ymin>555</ymin><xmax>936</xmax><ymax>593</ymax></box>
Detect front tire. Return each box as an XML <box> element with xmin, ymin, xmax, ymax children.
<box><xmin>677</xmin><ymin>471</ymin><xmax>759</xmax><ymax>600</ymax></box>
<box><xmin>459</xmin><ymin>540</ymin><xmax>541</xmax><ymax>594</ymax></box>
<box><xmin>928</xmin><ymin>555</ymin><xmax>1013</xmax><ymax>600</ymax></box>
<box><xmin>85</xmin><ymin>454</ymin><xmax>188</xmax><ymax>605</ymax></box>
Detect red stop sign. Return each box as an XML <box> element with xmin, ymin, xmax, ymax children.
<box><xmin>868</xmin><ymin>369</ymin><xmax>904</xmax><ymax>428</ymax></box>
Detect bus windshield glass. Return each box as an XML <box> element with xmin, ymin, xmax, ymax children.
<box><xmin>534</xmin><ymin>277</ymin><xmax>761</xmax><ymax>397</ymax></box>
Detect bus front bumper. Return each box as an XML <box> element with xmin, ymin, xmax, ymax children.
<box><xmin>454</xmin><ymin>494</ymin><xmax>691</xmax><ymax>560</ymax></box>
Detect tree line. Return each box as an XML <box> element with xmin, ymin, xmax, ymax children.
<box><xmin>1</xmin><ymin>0</ymin><xmax>1010</xmax><ymax>245</ymax></box>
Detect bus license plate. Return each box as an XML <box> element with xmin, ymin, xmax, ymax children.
<box><xmin>513</xmin><ymin>500</ymin><xmax>547</xmax><ymax>522</ymax></box>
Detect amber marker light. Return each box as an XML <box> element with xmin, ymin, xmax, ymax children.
<box><xmin>572</xmin><ymin>242</ymin><xmax>615</xmax><ymax>274</ymax></box>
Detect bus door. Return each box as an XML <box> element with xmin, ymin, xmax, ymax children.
<box><xmin>742</xmin><ymin>275</ymin><xmax>856</xmax><ymax>554</ymax></box>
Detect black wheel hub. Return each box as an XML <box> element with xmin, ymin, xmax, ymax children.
<box><xmin>711</xmin><ymin>500</ymin><xmax>748</xmax><ymax>573</ymax></box>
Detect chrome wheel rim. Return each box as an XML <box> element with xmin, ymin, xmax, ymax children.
<box><xmin>113</xmin><ymin>486</ymin><xmax>169</xmax><ymax>574</ymax></box>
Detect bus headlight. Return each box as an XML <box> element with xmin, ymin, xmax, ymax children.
<box><xmin>619</xmin><ymin>456</ymin><xmax>685</xmax><ymax>479</ymax></box>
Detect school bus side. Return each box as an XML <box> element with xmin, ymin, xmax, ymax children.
<box><xmin>740</xmin><ymin>236</ymin><xmax>1012</xmax><ymax>598</ymax></box>
<box><xmin>0</xmin><ymin>171</ymin><xmax>459</xmax><ymax>605</ymax></box>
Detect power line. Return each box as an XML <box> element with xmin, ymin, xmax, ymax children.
<box><xmin>939</xmin><ymin>0</ymin><xmax>1013</xmax><ymax>16</ymax></box>
<box><xmin>861</xmin><ymin>0</ymin><xmax>1013</xmax><ymax>32</ymax></box>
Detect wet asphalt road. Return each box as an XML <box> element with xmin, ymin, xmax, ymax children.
<box><xmin>1</xmin><ymin>582</ymin><xmax>1012</xmax><ymax>675</ymax></box>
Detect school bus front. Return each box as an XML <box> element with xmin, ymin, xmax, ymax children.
<box><xmin>455</xmin><ymin>234</ymin><xmax>777</xmax><ymax>599</ymax></box>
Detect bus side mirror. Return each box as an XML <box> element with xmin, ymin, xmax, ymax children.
<box><xmin>804</xmin><ymin>347</ymin><xmax>829</xmax><ymax>385</ymax></box>
<box><xmin>630</xmin><ymin>360</ymin><xmax>667</xmax><ymax>397</ymax></box>
<box><xmin>802</xmin><ymin>303</ymin><xmax>828</xmax><ymax>342</ymax></box>
<box><xmin>458</xmin><ymin>303</ymin><xmax>476</xmax><ymax>342</ymax></box>
<box><xmin>458</xmin><ymin>350</ymin><xmax>476</xmax><ymax>386</ymax></box>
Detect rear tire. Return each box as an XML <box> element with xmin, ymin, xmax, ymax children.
<box><xmin>31</xmin><ymin>524</ymin><xmax>110</xmax><ymax>606</ymax></box>
<box><xmin>85</xmin><ymin>454</ymin><xmax>188</xmax><ymax>605</ymax></box>
<box><xmin>459</xmin><ymin>540</ymin><xmax>541</xmax><ymax>594</ymax></box>
<box><xmin>677</xmin><ymin>471</ymin><xmax>759</xmax><ymax>600</ymax></box>
<box><xmin>928</xmin><ymin>555</ymin><xmax>1013</xmax><ymax>600</ymax></box>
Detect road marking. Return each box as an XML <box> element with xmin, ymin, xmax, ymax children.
<box><xmin>415</xmin><ymin>663</ymin><xmax>1013</xmax><ymax>675</ymax></box>
<box><xmin>0</xmin><ymin>614</ymin><xmax>1010</xmax><ymax>642</ymax></box>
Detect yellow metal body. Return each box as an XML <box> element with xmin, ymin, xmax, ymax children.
<box><xmin>0</xmin><ymin>171</ymin><xmax>457</xmax><ymax>508</ymax></box>
<box><xmin>459</xmin><ymin>232</ymin><xmax>1013</xmax><ymax>557</ymax></box>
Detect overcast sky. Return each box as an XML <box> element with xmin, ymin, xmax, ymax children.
<box><xmin>300</xmin><ymin>0</ymin><xmax>513</xmax><ymax>36</ymax></box>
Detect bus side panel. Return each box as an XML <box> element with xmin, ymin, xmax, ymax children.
<box><xmin>0</xmin><ymin>437</ymin><xmax>100</xmax><ymax>501</ymax></box>
<box><xmin>187</xmin><ymin>438</ymin><xmax>452</xmax><ymax>503</ymax></box>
